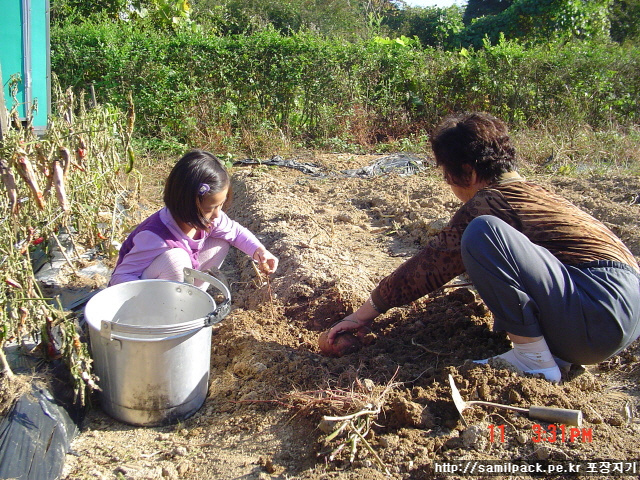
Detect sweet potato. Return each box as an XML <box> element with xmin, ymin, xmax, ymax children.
<box><xmin>318</xmin><ymin>330</ymin><xmax>362</xmax><ymax>357</ymax></box>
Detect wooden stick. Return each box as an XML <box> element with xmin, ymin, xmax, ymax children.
<box><xmin>51</xmin><ymin>232</ymin><xmax>79</xmax><ymax>275</ymax></box>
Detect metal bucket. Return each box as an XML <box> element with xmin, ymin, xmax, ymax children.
<box><xmin>84</xmin><ymin>268</ymin><xmax>231</xmax><ymax>426</ymax></box>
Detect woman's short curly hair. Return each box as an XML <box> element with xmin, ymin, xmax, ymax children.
<box><xmin>430</xmin><ymin>112</ymin><xmax>517</xmax><ymax>187</ymax></box>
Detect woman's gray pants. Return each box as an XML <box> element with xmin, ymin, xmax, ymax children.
<box><xmin>461</xmin><ymin>215</ymin><xmax>640</xmax><ymax>365</ymax></box>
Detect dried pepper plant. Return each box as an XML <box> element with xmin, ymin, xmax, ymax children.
<box><xmin>0</xmin><ymin>75</ymin><xmax>139</xmax><ymax>404</ymax></box>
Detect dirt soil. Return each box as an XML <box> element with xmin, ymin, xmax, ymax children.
<box><xmin>52</xmin><ymin>152</ymin><xmax>640</xmax><ymax>479</ymax></box>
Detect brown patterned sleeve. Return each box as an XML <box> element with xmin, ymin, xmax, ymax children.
<box><xmin>370</xmin><ymin>181</ymin><xmax>638</xmax><ymax>313</ymax></box>
<box><xmin>370</xmin><ymin>189</ymin><xmax>519</xmax><ymax>312</ymax></box>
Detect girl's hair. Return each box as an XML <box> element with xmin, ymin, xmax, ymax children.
<box><xmin>430</xmin><ymin>112</ymin><xmax>517</xmax><ymax>187</ymax></box>
<box><xmin>164</xmin><ymin>150</ymin><xmax>231</xmax><ymax>230</ymax></box>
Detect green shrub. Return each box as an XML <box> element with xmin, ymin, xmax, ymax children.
<box><xmin>459</xmin><ymin>0</ymin><xmax>613</xmax><ymax>48</ymax></box>
<box><xmin>52</xmin><ymin>20</ymin><xmax>640</xmax><ymax>153</ymax></box>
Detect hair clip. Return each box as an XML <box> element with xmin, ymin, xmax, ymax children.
<box><xmin>198</xmin><ymin>183</ymin><xmax>211</xmax><ymax>195</ymax></box>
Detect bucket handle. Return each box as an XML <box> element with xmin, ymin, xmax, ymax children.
<box><xmin>183</xmin><ymin>267</ymin><xmax>232</xmax><ymax>325</ymax></box>
<box><xmin>100</xmin><ymin>268</ymin><xmax>232</xmax><ymax>341</ymax></box>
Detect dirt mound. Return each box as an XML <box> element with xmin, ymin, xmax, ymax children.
<box><xmin>60</xmin><ymin>153</ymin><xmax>640</xmax><ymax>479</ymax></box>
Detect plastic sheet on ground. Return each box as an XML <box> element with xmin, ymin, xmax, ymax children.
<box><xmin>234</xmin><ymin>155</ymin><xmax>323</xmax><ymax>176</ymax></box>
<box><xmin>234</xmin><ymin>153</ymin><xmax>433</xmax><ymax>178</ymax></box>
<box><xmin>341</xmin><ymin>153</ymin><xmax>432</xmax><ymax>178</ymax></box>
<box><xmin>0</xmin><ymin>385</ymin><xmax>77</xmax><ymax>480</ymax></box>
<box><xmin>32</xmin><ymin>228</ymin><xmax>108</xmax><ymax>313</ymax></box>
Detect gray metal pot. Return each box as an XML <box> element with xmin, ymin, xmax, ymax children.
<box><xmin>84</xmin><ymin>268</ymin><xmax>230</xmax><ymax>426</ymax></box>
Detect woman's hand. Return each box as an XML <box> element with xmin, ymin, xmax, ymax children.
<box><xmin>326</xmin><ymin>298</ymin><xmax>379</xmax><ymax>344</ymax></box>
<box><xmin>253</xmin><ymin>247</ymin><xmax>278</xmax><ymax>274</ymax></box>
<box><xmin>326</xmin><ymin>315</ymin><xmax>370</xmax><ymax>344</ymax></box>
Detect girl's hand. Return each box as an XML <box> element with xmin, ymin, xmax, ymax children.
<box><xmin>253</xmin><ymin>247</ymin><xmax>278</xmax><ymax>274</ymax></box>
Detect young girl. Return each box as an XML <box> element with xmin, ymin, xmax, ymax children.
<box><xmin>109</xmin><ymin>150</ymin><xmax>278</xmax><ymax>288</ymax></box>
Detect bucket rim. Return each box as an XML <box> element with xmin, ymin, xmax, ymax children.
<box><xmin>84</xmin><ymin>278</ymin><xmax>216</xmax><ymax>331</ymax></box>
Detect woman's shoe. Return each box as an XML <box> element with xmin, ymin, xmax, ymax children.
<box><xmin>474</xmin><ymin>353</ymin><xmax>562</xmax><ymax>383</ymax></box>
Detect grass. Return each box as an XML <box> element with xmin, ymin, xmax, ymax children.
<box><xmin>513</xmin><ymin>123</ymin><xmax>640</xmax><ymax>176</ymax></box>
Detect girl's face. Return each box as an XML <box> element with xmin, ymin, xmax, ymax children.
<box><xmin>201</xmin><ymin>187</ymin><xmax>228</xmax><ymax>222</ymax></box>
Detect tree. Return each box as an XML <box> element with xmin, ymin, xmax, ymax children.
<box><xmin>458</xmin><ymin>0</ymin><xmax>612</xmax><ymax>48</ymax></box>
<box><xmin>609</xmin><ymin>0</ymin><xmax>640</xmax><ymax>43</ymax></box>
<box><xmin>463</xmin><ymin>0</ymin><xmax>513</xmax><ymax>25</ymax></box>
<box><xmin>384</xmin><ymin>5</ymin><xmax>464</xmax><ymax>48</ymax></box>
<box><xmin>190</xmin><ymin>0</ymin><xmax>376</xmax><ymax>37</ymax></box>
<box><xmin>51</xmin><ymin>0</ymin><xmax>129</xmax><ymax>24</ymax></box>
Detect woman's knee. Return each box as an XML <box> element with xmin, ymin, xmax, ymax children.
<box><xmin>462</xmin><ymin>215</ymin><xmax>501</xmax><ymax>242</ymax></box>
<box><xmin>461</xmin><ymin>215</ymin><xmax>502</xmax><ymax>258</ymax></box>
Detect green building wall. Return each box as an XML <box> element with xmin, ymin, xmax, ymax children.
<box><xmin>0</xmin><ymin>0</ymin><xmax>51</xmax><ymax>133</ymax></box>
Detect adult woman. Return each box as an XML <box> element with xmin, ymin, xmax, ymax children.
<box><xmin>326</xmin><ymin>112</ymin><xmax>640</xmax><ymax>382</ymax></box>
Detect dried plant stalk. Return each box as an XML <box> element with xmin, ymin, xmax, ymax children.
<box><xmin>0</xmin><ymin>76</ymin><xmax>134</xmax><ymax>402</ymax></box>
<box><xmin>284</xmin><ymin>373</ymin><xmax>400</xmax><ymax>475</ymax></box>
<box><xmin>251</xmin><ymin>261</ymin><xmax>276</xmax><ymax>320</ymax></box>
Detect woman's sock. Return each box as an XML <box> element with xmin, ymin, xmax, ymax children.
<box><xmin>476</xmin><ymin>337</ymin><xmax>562</xmax><ymax>383</ymax></box>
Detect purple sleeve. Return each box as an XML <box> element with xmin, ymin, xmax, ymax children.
<box><xmin>208</xmin><ymin>212</ymin><xmax>264</xmax><ymax>257</ymax></box>
<box><xmin>109</xmin><ymin>231</ymin><xmax>170</xmax><ymax>285</ymax></box>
